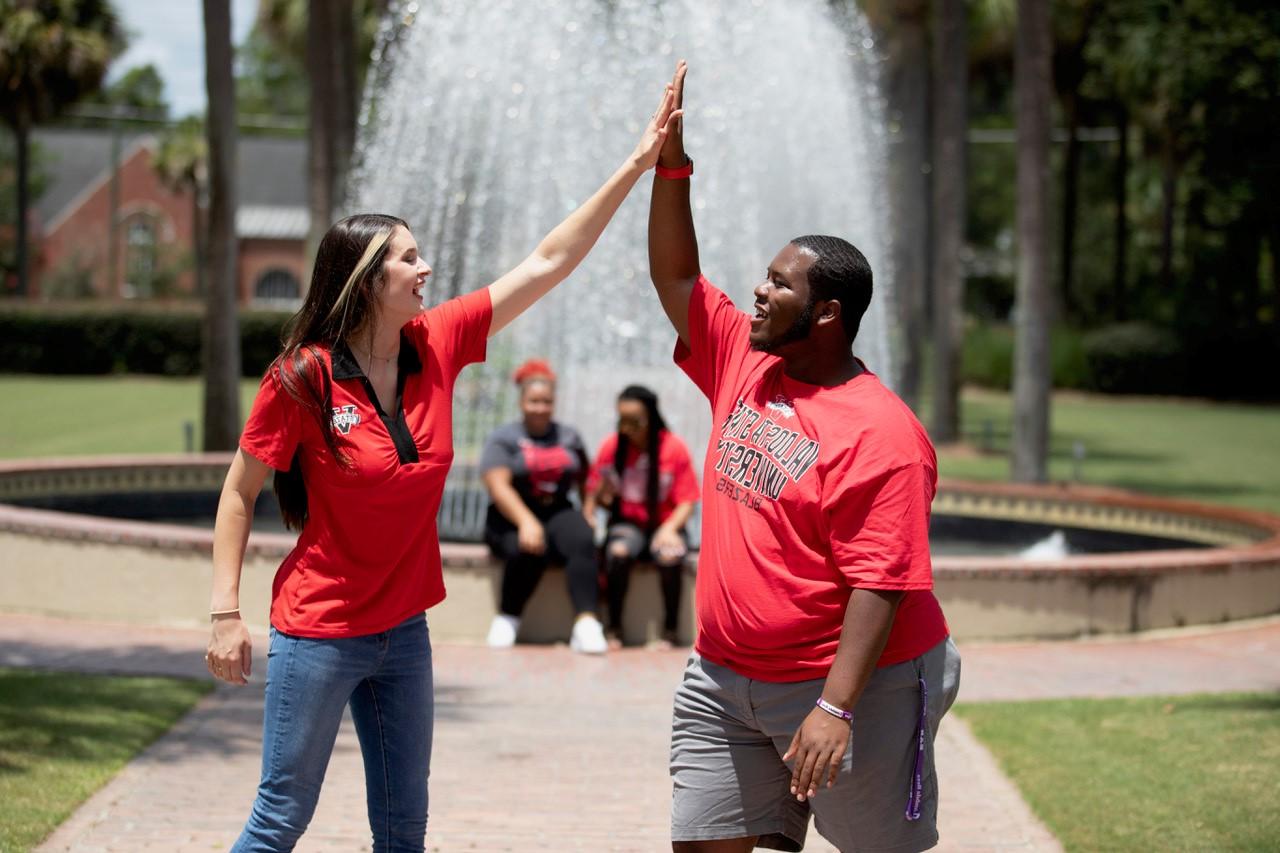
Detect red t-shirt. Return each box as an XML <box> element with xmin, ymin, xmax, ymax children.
<box><xmin>586</xmin><ymin>430</ymin><xmax>699</xmax><ymax>528</ymax></box>
<box><xmin>676</xmin><ymin>276</ymin><xmax>948</xmax><ymax>681</ymax></box>
<box><xmin>239</xmin><ymin>288</ymin><xmax>491</xmax><ymax>638</ymax></box>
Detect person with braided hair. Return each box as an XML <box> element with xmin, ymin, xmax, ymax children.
<box><xmin>583</xmin><ymin>385</ymin><xmax>698</xmax><ymax>648</ymax></box>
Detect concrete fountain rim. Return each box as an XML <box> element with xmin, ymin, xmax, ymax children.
<box><xmin>1</xmin><ymin>453</ymin><xmax>1278</xmax><ymax>578</ymax></box>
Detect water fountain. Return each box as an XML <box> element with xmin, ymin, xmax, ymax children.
<box><xmin>347</xmin><ymin>0</ymin><xmax>895</xmax><ymax>464</ymax></box>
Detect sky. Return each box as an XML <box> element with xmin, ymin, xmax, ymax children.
<box><xmin>109</xmin><ymin>0</ymin><xmax>261</xmax><ymax>117</ymax></box>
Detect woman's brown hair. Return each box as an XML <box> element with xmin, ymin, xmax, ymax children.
<box><xmin>271</xmin><ymin>213</ymin><xmax>408</xmax><ymax>529</ymax></box>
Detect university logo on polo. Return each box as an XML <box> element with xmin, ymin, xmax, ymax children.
<box><xmin>330</xmin><ymin>405</ymin><xmax>361</xmax><ymax>434</ymax></box>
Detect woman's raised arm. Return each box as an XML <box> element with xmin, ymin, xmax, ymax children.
<box><xmin>486</xmin><ymin>74</ymin><xmax>683</xmax><ymax>336</ymax></box>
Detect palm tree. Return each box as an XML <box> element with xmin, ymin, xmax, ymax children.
<box><xmin>1011</xmin><ymin>0</ymin><xmax>1052</xmax><ymax>482</ymax></box>
<box><xmin>152</xmin><ymin>116</ymin><xmax>207</xmax><ymax>296</ymax></box>
<box><xmin>202</xmin><ymin>0</ymin><xmax>241</xmax><ymax>450</ymax></box>
<box><xmin>930</xmin><ymin>0</ymin><xmax>969</xmax><ymax>445</ymax></box>
<box><xmin>0</xmin><ymin>0</ymin><xmax>122</xmax><ymax>295</ymax></box>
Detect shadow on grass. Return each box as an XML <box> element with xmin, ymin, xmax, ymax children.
<box><xmin>0</xmin><ymin>669</ymin><xmax>211</xmax><ymax>774</ymax></box>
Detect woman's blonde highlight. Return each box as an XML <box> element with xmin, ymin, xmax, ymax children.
<box><xmin>325</xmin><ymin>226</ymin><xmax>395</xmax><ymax>338</ymax></box>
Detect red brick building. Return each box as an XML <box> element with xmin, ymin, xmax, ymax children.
<box><xmin>30</xmin><ymin>128</ymin><xmax>307</xmax><ymax>306</ymax></box>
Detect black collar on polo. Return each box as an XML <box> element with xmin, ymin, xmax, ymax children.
<box><xmin>331</xmin><ymin>331</ymin><xmax>423</xmax><ymax>465</ymax></box>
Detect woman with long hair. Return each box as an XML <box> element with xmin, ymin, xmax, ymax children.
<box><xmin>203</xmin><ymin>78</ymin><xmax>682</xmax><ymax>851</ymax></box>
<box><xmin>480</xmin><ymin>358</ymin><xmax>603</xmax><ymax>653</ymax></box>
<box><xmin>583</xmin><ymin>384</ymin><xmax>698</xmax><ymax>648</ymax></box>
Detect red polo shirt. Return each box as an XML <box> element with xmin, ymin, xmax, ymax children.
<box><xmin>240</xmin><ymin>288</ymin><xmax>491</xmax><ymax>637</ymax></box>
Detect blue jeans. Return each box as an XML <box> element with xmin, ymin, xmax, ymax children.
<box><xmin>233</xmin><ymin>613</ymin><xmax>433</xmax><ymax>852</ymax></box>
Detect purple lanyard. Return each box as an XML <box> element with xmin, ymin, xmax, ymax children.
<box><xmin>905</xmin><ymin>673</ymin><xmax>928</xmax><ymax>821</ymax></box>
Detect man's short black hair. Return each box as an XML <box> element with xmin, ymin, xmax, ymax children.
<box><xmin>790</xmin><ymin>235</ymin><xmax>872</xmax><ymax>342</ymax></box>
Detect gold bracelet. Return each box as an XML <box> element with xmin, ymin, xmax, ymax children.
<box><xmin>209</xmin><ymin>608</ymin><xmax>241</xmax><ymax>618</ymax></box>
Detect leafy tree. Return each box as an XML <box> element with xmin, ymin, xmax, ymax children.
<box><xmin>241</xmin><ymin>0</ymin><xmax>390</xmax><ymax>270</ymax></box>
<box><xmin>153</xmin><ymin>115</ymin><xmax>207</xmax><ymax>296</ymax></box>
<box><xmin>1085</xmin><ymin>1</ymin><xmax>1280</xmax><ymax>350</ymax></box>
<box><xmin>236</xmin><ymin>25</ymin><xmax>306</xmax><ymax>121</ymax></box>
<box><xmin>86</xmin><ymin>61</ymin><xmax>169</xmax><ymax>118</ymax></box>
<box><xmin>0</xmin><ymin>0</ymin><xmax>124</xmax><ymax>295</ymax></box>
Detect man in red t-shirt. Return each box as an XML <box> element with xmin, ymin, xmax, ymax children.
<box><xmin>650</xmin><ymin>62</ymin><xmax>961</xmax><ymax>853</ymax></box>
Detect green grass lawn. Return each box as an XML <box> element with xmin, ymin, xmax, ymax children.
<box><xmin>956</xmin><ymin>692</ymin><xmax>1280</xmax><ymax>852</ymax></box>
<box><xmin>0</xmin><ymin>375</ymin><xmax>260</xmax><ymax>458</ymax></box>
<box><xmin>0</xmin><ymin>669</ymin><xmax>211</xmax><ymax>852</ymax></box>
<box><xmin>930</xmin><ymin>387</ymin><xmax>1280</xmax><ymax>514</ymax></box>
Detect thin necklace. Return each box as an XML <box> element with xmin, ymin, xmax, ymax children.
<box><xmin>352</xmin><ymin>341</ymin><xmax>398</xmax><ymax>363</ymax></box>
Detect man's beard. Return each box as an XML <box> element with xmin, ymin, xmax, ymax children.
<box><xmin>751</xmin><ymin>298</ymin><xmax>815</xmax><ymax>353</ymax></box>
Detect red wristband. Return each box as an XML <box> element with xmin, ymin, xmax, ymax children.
<box><xmin>655</xmin><ymin>157</ymin><xmax>694</xmax><ymax>180</ymax></box>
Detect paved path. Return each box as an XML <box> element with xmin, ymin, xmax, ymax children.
<box><xmin>6</xmin><ymin>614</ymin><xmax>1279</xmax><ymax>852</ymax></box>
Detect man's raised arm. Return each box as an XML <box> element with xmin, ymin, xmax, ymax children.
<box><xmin>648</xmin><ymin>60</ymin><xmax>700</xmax><ymax>346</ymax></box>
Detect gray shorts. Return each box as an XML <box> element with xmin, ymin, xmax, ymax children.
<box><xmin>670</xmin><ymin>638</ymin><xmax>960</xmax><ymax>852</ymax></box>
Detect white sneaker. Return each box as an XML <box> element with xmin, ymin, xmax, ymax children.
<box><xmin>570</xmin><ymin>615</ymin><xmax>608</xmax><ymax>655</ymax></box>
<box><xmin>486</xmin><ymin>614</ymin><xmax>520</xmax><ymax>648</ymax></box>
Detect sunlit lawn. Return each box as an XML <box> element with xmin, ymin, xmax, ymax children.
<box><xmin>5</xmin><ymin>375</ymin><xmax>1279</xmax><ymax>513</ymax></box>
<box><xmin>932</xmin><ymin>387</ymin><xmax>1280</xmax><ymax>514</ymax></box>
<box><xmin>0</xmin><ymin>669</ymin><xmax>211</xmax><ymax>852</ymax></box>
<box><xmin>0</xmin><ymin>375</ymin><xmax>260</xmax><ymax>458</ymax></box>
<box><xmin>956</xmin><ymin>692</ymin><xmax>1280</xmax><ymax>852</ymax></box>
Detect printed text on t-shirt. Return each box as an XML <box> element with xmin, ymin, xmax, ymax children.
<box><xmin>711</xmin><ymin>398</ymin><xmax>820</xmax><ymax>504</ymax></box>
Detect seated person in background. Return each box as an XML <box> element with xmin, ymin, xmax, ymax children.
<box><xmin>584</xmin><ymin>385</ymin><xmax>698</xmax><ymax>648</ymax></box>
<box><xmin>481</xmin><ymin>359</ymin><xmax>608</xmax><ymax>654</ymax></box>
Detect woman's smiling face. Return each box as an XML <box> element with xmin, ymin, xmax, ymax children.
<box><xmin>378</xmin><ymin>225</ymin><xmax>432</xmax><ymax>326</ymax></box>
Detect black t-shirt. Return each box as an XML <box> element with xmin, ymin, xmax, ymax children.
<box><xmin>479</xmin><ymin>421</ymin><xmax>588</xmax><ymax>517</ymax></box>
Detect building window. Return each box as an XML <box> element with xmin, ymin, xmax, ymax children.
<box><xmin>254</xmin><ymin>268</ymin><xmax>301</xmax><ymax>305</ymax></box>
<box><xmin>124</xmin><ymin>214</ymin><xmax>158</xmax><ymax>298</ymax></box>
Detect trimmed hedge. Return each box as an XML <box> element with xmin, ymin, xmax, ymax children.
<box><xmin>961</xmin><ymin>322</ymin><xmax>1089</xmax><ymax>391</ymax></box>
<box><xmin>1081</xmin><ymin>323</ymin><xmax>1182</xmax><ymax>395</ymax></box>
<box><xmin>0</xmin><ymin>305</ymin><xmax>292</xmax><ymax>377</ymax></box>
<box><xmin>4</xmin><ymin>305</ymin><xmax>1275</xmax><ymax>400</ymax></box>
<box><xmin>962</xmin><ymin>319</ymin><xmax>1279</xmax><ymax>400</ymax></box>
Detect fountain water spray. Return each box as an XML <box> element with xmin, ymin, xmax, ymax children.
<box><xmin>350</xmin><ymin>0</ymin><xmax>895</xmax><ymax>478</ymax></box>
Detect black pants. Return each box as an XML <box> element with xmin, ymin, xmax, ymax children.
<box><xmin>485</xmin><ymin>504</ymin><xmax>598</xmax><ymax>618</ymax></box>
<box><xmin>603</xmin><ymin>521</ymin><xmax>685</xmax><ymax>634</ymax></box>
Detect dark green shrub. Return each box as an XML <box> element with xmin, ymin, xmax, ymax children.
<box><xmin>961</xmin><ymin>322</ymin><xmax>1014</xmax><ymax>388</ymax></box>
<box><xmin>1081</xmin><ymin>323</ymin><xmax>1182</xmax><ymax>395</ymax></box>
<box><xmin>961</xmin><ymin>322</ymin><xmax>1089</xmax><ymax>390</ymax></box>
<box><xmin>0</xmin><ymin>305</ymin><xmax>293</xmax><ymax>377</ymax></box>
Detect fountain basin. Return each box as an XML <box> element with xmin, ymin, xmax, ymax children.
<box><xmin>2</xmin><ymin>455</ymin><xmax>1278</xmax><ymax>641</ymax></box>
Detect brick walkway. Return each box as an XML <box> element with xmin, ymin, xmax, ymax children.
<box><xmin>6</xmin><ymin>613</ymin><xmax>1278</xmax><ymax>852</ymax></box>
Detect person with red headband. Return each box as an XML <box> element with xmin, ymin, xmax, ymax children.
<box><xmin>649</xmin><ymin>62</ymin><xmax>961</xmax><ymax>852</ymax></box>
<box><xmin>480</xmin><ymin>358</ymin><xmax>607</xmax><ymax>653</ymax></box>
<box><xmin>204</xmin><ymin>72</ymin><xmax>683</xmax><ymax>851</ymax></box>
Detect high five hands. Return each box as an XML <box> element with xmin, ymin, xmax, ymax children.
<box><xmin>631</xmin><ymin>62</ymin><xmax>687</xmax><ymax>171</ymax></box>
